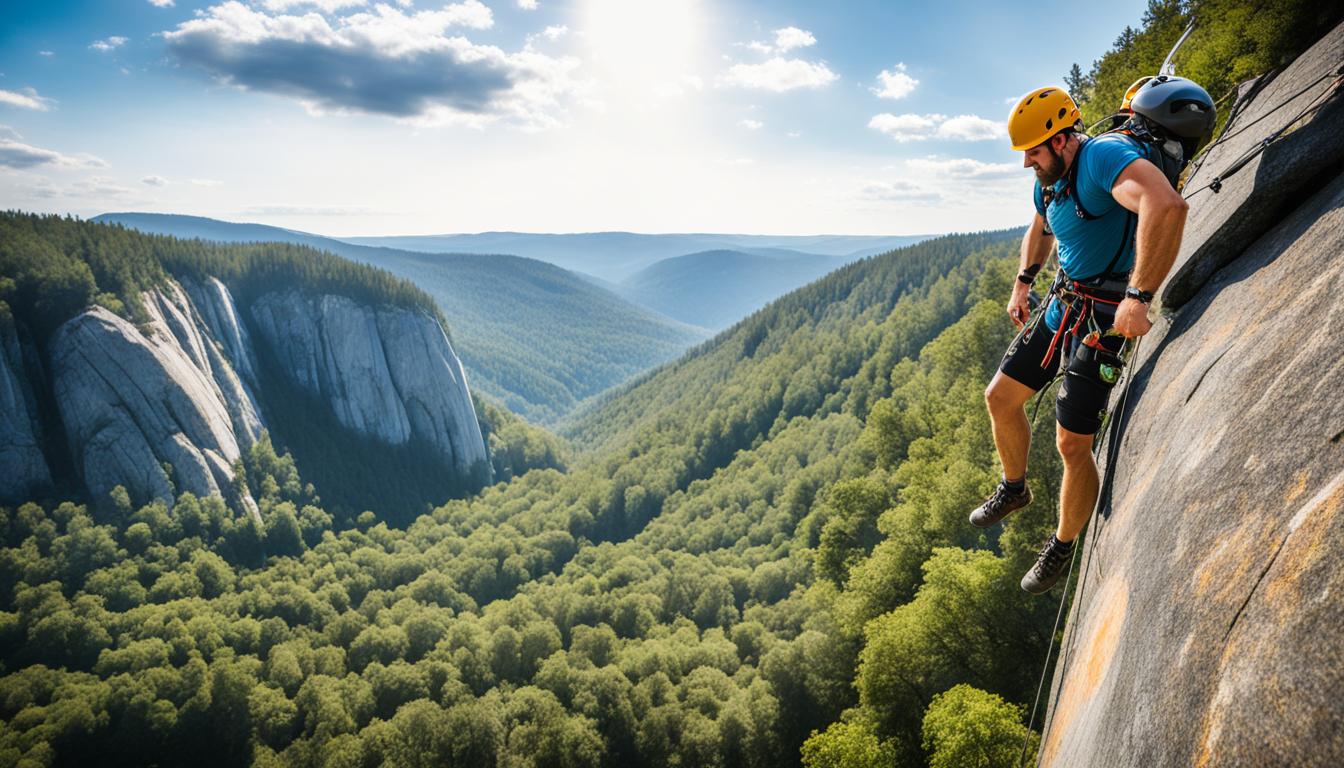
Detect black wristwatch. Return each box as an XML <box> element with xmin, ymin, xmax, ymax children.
<box><xmin>1124</xmin><ymin>286</ymin><xmax>1154</xmax><ymax>305</ymax></box>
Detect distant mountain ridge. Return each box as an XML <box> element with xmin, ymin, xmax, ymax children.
<box><xmin>94</xmin><ymin>213</ymin><xmax>707</xmax><ymax>424</ymax></box>
<box><xmin>617</xmin><ymin>249</ymin><xmax>846</xmax><ymax>330</ymax></box>
<box><xmin>341</xmin><ymin>231</ymin><xmax>932</xmax><ymax>282</ymax></box>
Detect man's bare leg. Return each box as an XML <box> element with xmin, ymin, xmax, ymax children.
<box><xmin>985</xmin><ymin>370</ymin><xmax>1038</xmax><ymax>480</ymax></box>
<box><xmin>1055</xmin><ymin>424</ymin><xmax>1098</xmax><ymax>542</ymax></box>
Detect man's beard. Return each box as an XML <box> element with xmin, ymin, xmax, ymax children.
<box><xmin>1035</xmin><ymin>151</ymin><xmax>1066</xmax><ymax>186</ymax></box>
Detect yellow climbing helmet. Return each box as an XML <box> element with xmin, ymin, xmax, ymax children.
<box><xmin>1007</xmin><ymin>86</ymin><xmax>1082</xmax><ymax>150</ymax></box>
<box><xmin>1120</xmin><ymin>76</ymin><xmax>1154</xmax><ymax>111</ymax></box>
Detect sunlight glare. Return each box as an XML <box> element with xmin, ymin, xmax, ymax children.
<box><xmin>580</xmin><ymin>0</ymin><xmax>709</xmax><ymax>111</ymax></box>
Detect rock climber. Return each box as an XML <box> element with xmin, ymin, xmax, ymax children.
<box><xmin>970</xmin><ymin>80</ymin><xmax>1214</xmax><ymax>593</ymax></box>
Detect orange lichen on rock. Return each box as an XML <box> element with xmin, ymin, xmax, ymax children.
<box><xmin>1041</xmin><ymin>575</ymin><xmax>1129</xmax><ymax>766</ymax></box>
<box><xmin>1191</xmin><ymin>493</ymin><xmax>1276</xmax><ymax>601</ymax></box>
<box><xmin>1283</xmin><ymin>469</ymin><xmax>1311</xmax><ymax>505</ymax></box>
<box><xmin>1264</xmin><ymin>472</ymin><xmax>1344</xmax><ymax>608</ymax></box>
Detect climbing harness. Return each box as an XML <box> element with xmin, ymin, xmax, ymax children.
<box><xmin>1020</xmin><ymin>269</ymin><xmax>1129</xmax><ymax>374</ymax></box>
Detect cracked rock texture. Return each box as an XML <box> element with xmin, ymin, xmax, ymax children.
<box><xmin>38</xmin><ymin>271</ymin><xmax>487</xmax><ymax>514</ymax></box>
<box><xmin>249</xmin><ymin>291</ymin><xmax>486</xmax><ymax>473</ymax></box>
<box><xmin>1041</xmin><ymin>22</ymin><xmax>1344</xmax><ymax>767</ymax></box>
<box><xmin>52</xmin><ymin>300</ymin><xmax>261</xmax><ymax>521</ymax></box>
<box><xmin>0</xmin><ymin>315</ymin><xmax>51</xmax><ymax>501</ymax></box>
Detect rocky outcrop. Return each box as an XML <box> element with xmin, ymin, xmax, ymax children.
<box><xmin>52</xmin><ymin>303</ymin><xmax>260</xmax><ymax>519</ymax></box>
<box><xmin>1163</xmin><ymin>25</ymin><xmax>1344</xmax><ymax>309</ymax></box>
<box><xmin>41</xmin><ymin>270</ymin><xmax>488</xmax><ymax>516</ymax></box>
<box><xmin>16</xmin><ymin>256</ymin><xmax>486</xmax><ymax>518</ymax></box>
<box><xmin>180</xmin><ymin>275</ymin><xmax>260</xmax><ymax>388</ymax></box>
<box><xmin>249</xmin><ymin>292</ymin><xmax>487</xmax><ymax>473</ymax></box>
<box><xmin>1040</xmin><ymin>22</ymin><xmax>1344</xmax><ymax>767</ymax></box>
<box><xmin>0</xmin><ymin>315</ymin><xmax>51</xmax><ymax>501</ymax></box>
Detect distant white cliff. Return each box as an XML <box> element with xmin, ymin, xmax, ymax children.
<box><xmin>0</xmin><ymin>317</ymin><xmax>51</xmax><ymax>499</ymax></box>
<box><xmin>3</xmin><ymin>273</ymin><xmax>487</xmax><ymax>514</ymax></box>
<box><xmin>249</xmin><ymin>291</ymin><xmax>485</xmax><ymax>474</ymax></box>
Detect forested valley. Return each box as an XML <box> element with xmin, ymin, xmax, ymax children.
<box><xmin>4</xmin><ymin>2</ymin><xmax>1338</xmax><ymax>765</ymax></box>
<box><xmin>2</xmin><ymin>221</ymin><xmax>1069</xmax><ymax>766</ymax></box>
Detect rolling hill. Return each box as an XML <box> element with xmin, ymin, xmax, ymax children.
<box><xmin>94</xmin><ymin>213</ymin><xmax>708</xmax><ymax>423</ymax></box>
<box><xmin>616</xmin><ymin>249</ymin><xmax>846</xmax><ymax>330</ymax></box>
<box><xmin>340</xmin><ymin>231</ymin><xmax>931</xmax><ymax>282</ymax></box>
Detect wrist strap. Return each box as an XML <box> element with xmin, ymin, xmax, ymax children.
<box><xmin>1018</xmin><ymin>263</ymin><xmax>1041</xmax><ymax>286</ymax></box>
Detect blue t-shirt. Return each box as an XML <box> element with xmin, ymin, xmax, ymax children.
<box><xmin>1035</xmin><ymin>134</ymin><xmax>1144</xmax><ymax>330</ymax></box>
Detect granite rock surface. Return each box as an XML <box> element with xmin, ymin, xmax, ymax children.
<box><xmin>0</xmin><ymin>316</ymin><xmax>51</xmax><ymax>501</ymax></box>
<box><xmin>1040</xmin><ymin>21</ymin><xmax>1344</xmax><ymax>767</ymax></box>
<box><xmin>249</xmin><ymin>291</ymin><xmax>487</xmax><ymax>473</ymax></box>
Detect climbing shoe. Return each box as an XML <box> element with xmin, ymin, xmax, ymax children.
<box><xmin>969</xmin><ymin>481</ymin><xmax>1033</xmax><ymax>528</ymax></box>
<box><xmin>1021</xmin><ymin>535</ymin><xmax>1075</xmax><ymax>595</ymax></box>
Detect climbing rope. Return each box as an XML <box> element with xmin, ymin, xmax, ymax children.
<box><xmin>1017</xmin><ymin>334</ymin><xmax>1144</xmax><ymax>768</ymax></box>
<box><xmin>1182</xmin><ymin>63</ymin><xmax>1344</xmax><ymax>199</ymax></box>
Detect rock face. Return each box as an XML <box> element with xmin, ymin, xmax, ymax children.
<box><xmin>1040</xmin><ymin>23</ymin><xmax>1344</xmax><ymax>767</ymax></box>
<box><xmin>0</xmin><ymin>316</ymin><xmax>51</xmax><ymax>501</ymax></box>
<box><xmin>249</xmin><ymin>292</ymin><xmax>487</xmax><ymax>473</ymax></box>
<box><xmin>52</xmin><ymin>303</ymin><xmax>259</xmax><ymax>518</ymax></box>
<box><xmin>38</xmin><ymin>271</ymin><xmax>487</xmax><ymax>515</ymax></box>
<box><xmin>1163</xmin><ymin>24</ymin><xmax>1344</xmax><ymax>309</ymax></box>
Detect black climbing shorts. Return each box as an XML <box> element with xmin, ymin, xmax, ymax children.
<box><xmin>999</xmin><ymin>311</ymin><xmax>1125</xmax><ymax>435</ymax></box>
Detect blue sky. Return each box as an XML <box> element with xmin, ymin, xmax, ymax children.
<box><xmin>0</xmin><ymin>0</ymin><xmax>1148</xmax><ymax>235</ymax></box>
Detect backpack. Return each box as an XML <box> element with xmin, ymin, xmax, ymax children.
<box><xmin>1065</xmin><ymin>117</ymin><xmax>1188</xmax><ymax>221</ymax></box>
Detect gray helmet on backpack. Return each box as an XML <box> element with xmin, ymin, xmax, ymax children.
<box><xmin>1129</xmin><ymin>75</ymin><xmax>1217</xmax><ymax>150</ymax></box>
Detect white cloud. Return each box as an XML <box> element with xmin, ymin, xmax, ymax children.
<box><xmin>868</xmin><ymin>112</ymin><xmax>1001</xmax><ymax>142</ymax></box>
<box><xmin>0</xmin><ymin>138</ymin><xmax>106</xmax><ymax>169</ymax></box>
<box><xmin>868</xmin><ymin>112</ymin><xmax>942</xmax><ymax>142</ymax></box>
<box><xmin>740</xmin><ymin>26</ymin><xmax>816</xmax><ymax>56</ymax></box>
<box><xmin>904</xmin><ymin>156</ymin><xmax>1018</xmax><ymax>179</ymax></box>
<box><xmin>190</xmin><ymin>178</ymin><xmax>224</xmax><ymax>186</ymax></box>
<box><xmin>855</xmin><ymin>160</ymin><xmax>1030</xmax><ymax>210</ymax></box>
<box><xmin>720</xmin><ymin>57</ymin><xmax>838</xmax><ymax>92</ymax></box>
<box><xmin>542</xmin><ymin>25</ymin><xmax>567</xmax><ymax>41</ymax></box>
<box><xmin>786</xmin><ymin>131</ymin><xmax>801</xmax><ymax>138</ymax></box>
<box><xmin>0</xmin><ymin>88</ymin><xmax>55</xmax><ymax>111</ymax></box>
<box><xmin>738</xmin><ymin>118</ymin><xmax>762</xmax><ymax>130</ymax></box>
<box><xmin>518</xmin><ymin>0</ymin><xmax>538</xmax><ymax>8</ymax></box>
<box><xmin>163</xmin><ymin>1</ymin><xmax>581</xmax><ymax>129</ymax></box>
<box><xmin>70</xmin><ymin>176</ymin><xmax>136</xmax><ymax>198</ymax></box>
<box><xmin>859</xmin><ymin>179</ymin><xmax>941</xmax><ymax>204</ymax></box>
<box><xmin>142</xmin><ymin>175</ymin><xmax>169</xmax><ymax>186</ymax></box>
<box><xmin>242</xmin><ymin>204</ymin><xmax>378</xmax><ymax>216</ymax></box>
<box><xmin>773</xmin><ymin>27</ymin><xmax>815</xmax><ymax>52</ymax></box>
<box><xmin>89</xmin><ymin>36</ymin><xmax>128</xmax><ymax>52</ymax></box>
<box><xmin>872</xmin><ymin>63</ymin><xmax>917</xmax><ymax>100</ymax></box>
<box><xmin>936</xmin><ymin>114</ymin><xmax>1001</xmax><ymax>141</ymax></box>
<box><xmin>38</xmin><ymin>50</ymin><xmax>55</xmax><ymax>57</ymax></box>
<box><xmin>261</xmin><ymin>0</ymin><xmax>366</xmax><ymax>10</ymax></box>
<box><xmin>0</xmin><ymin>125</ymin><xmax>21</xmax><ymax>141</ymax></box>
<box><xmin>148</xmin><ymin>0</ymin><xmax>175</xmax><ymax>7</ymax></box>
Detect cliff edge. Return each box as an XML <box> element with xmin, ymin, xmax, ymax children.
<box><xmin>1040</xmin><ymin>22</ymin><xmax>1344</xmax><ymax>767</ymax></box>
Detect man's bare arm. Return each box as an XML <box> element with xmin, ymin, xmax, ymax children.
<box><xmin>1008</xmin><ymin>214</ymin><xmax>1054</xmax><ymax>326</ymax></box>
<box><xmin>1111</xmin><ymin>159</ymin><xmax>1189</xmax><ymax>293</ymax></box>
<box><xmin>1020</xmin><ymin>212</ymin><xmax>1054</xmax><ymax>273</ymax></box>
<box><xmin>1110</xmin><ymin>159</ymin><xmax>1189</xmax><ymax>336</ymax></box>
